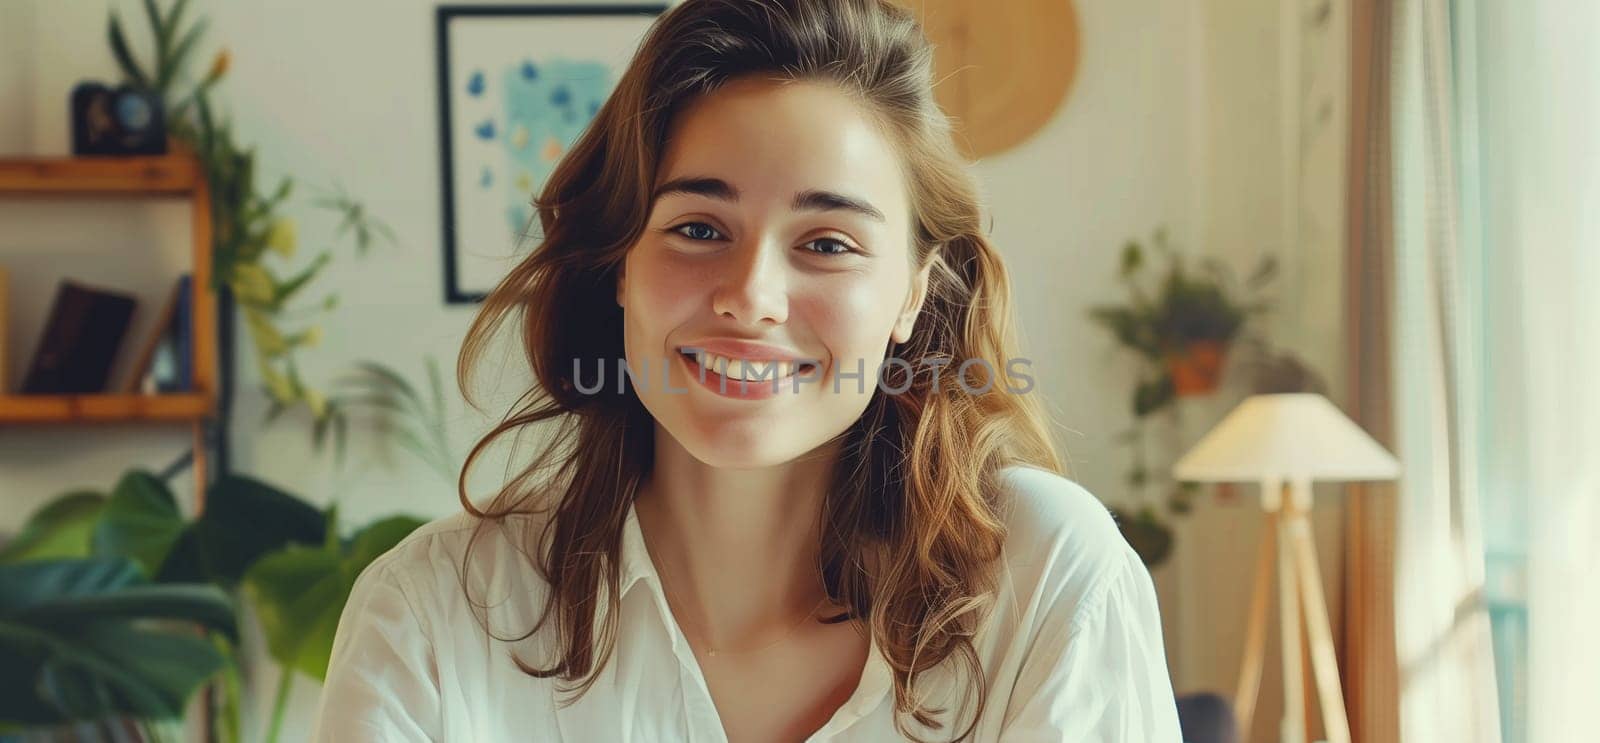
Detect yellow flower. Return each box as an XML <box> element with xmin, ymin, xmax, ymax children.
<box><xmin>245</xmin><ymin>307</ymin><xmax>288</xmax><ymax>357</ymax></box>
<box><xmin>230</xmin><ymin>264</ymin><xmax>275</xmax><ymax>306</ymax></box>
<box><xmin>206</xmin><ymin>50</ymin><xmax>231</xmax><ymax>84</ymax></box>
<box><xmin>267</xmin><ymin>218</ymin><xmax>297</xmax><ymax>260</ymax></box>
<box><xmin>299</xmin><ymin>325</ymin><xmax>322</xmax><ymax>348</ymax></box>
<box><xmin>262</xmin><ymin>366</ymin><xmax>295</xmax><ymax>403</ymax></box>
<box><xmin>304</xmin><ymin>387</ymin><xmax>328</xmax><ymax>419</ymax></box>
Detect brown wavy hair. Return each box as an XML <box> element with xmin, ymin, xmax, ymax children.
<box><xmin>454</xmin><ymin>0</ymin><xmax>1064</xmax><ymax>739</ymax></box>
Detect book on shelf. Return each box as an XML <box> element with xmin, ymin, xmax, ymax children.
<box><xmin>21</xmin><ymin>279</ymin><xmax>138</xmax><ymax>395</ymax></box>
<box><xmin>123</xmin><ymin>273</ymin><xmax>193</xmax><ymax>395</ymax></box>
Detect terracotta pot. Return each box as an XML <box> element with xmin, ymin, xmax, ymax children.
<box><xmin>1165</xmin><ymin>340</ymin><xmax>1228</xmax><ymax>396</ymax></box>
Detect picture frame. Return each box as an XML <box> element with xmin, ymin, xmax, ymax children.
<box><xmin>435</xmin><ymin>4</ymin><xmax>666</xmax><ymax>304</ymax></box>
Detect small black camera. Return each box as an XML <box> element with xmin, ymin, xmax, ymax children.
<box><xmin>70</xmin><ymin>82</ymin><xmax>167</xmax><ymax>156</ymax></box>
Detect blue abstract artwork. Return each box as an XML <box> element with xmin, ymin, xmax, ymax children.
<box><xmin>489</xmin><ymin>59</ymin><xmax>613</xmax><ymax>238</ymax></box>
<box><xmin>437</xmin><ymin>6</ymin><xmax>662</xmax><ymax>303</ymax></box>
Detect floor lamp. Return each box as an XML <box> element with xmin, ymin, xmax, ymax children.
<box><xmin>1173</xmin><ymin>393</ymin><xmax>1400</xmax><ymax>743</ymax></box>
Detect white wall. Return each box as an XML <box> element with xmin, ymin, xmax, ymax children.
<box><xmin>0</xmin><ymin>1</ymin><xmax>1348</xmax><ymax>741</ymax></box>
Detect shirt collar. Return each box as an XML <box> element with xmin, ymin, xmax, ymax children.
<box><xmin>618</xmin><ymin>501</ymin><xmax>654</xmax><ymax>599</ymax></box>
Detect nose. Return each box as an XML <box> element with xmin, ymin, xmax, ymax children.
<box><xmin>710</xmin><ymin>239</ymin><xmax>788</xmax><ymax>327</ymax></box>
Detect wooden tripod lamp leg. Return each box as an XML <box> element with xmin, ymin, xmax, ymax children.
<box><xmin>1279</xmin><ymin>502</ymin><xmax>1307</xmax><ymax>743</ymax></box>
<box><xmin>1235</xmin><ymin>509</ymin><xmax>1277</xmax><ymax>743</ymax></box>
<box><xmin>1288</xmin><ymin>507</ymin><xmax>1353</xmax><ymax>743</ymax></box>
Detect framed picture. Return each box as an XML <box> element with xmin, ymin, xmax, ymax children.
<box><xmin>435</xmin><ymin>4</ymin><xmax>666</xmax><ymax>304</ymax></box>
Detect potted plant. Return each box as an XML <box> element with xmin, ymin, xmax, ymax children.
<box><xmin>0</xmin><ymin>471</ymin><xmax>425</xmax><ymax>743</ymax></box>
<box><xmin>1088</xmin><ymin>228</ymin><xmax>1277</xmax><ymax>566</ymax></box>
<box><xmin>0</xmin><ymin>555</ymin><xmax>236</xmax><ymax>742</ymax></box>
<box><xmin>1089</xmin><ymin>228</ymin><xmax>1276</xmax><ymax>403</ymax></box>
<box><xmin>106</xmin><ymin>0</ymin><xmax>397</xmax><ymax>448</ymax></box>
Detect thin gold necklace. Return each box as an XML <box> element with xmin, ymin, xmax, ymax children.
<box><xmin>654</xmin><ymin>559</ymin><xmax>830</xmax><ymax>658</ymax></box>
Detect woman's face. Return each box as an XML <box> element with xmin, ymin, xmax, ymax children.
<box><xmin>617</xmin><ymin>76</ymin><xmax>930</xmax><ymax>469</ymax></box>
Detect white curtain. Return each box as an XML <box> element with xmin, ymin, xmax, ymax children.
<box><xmin>1392</xmin><ymin>0</ymin><xmax>1600</xmax><ymax>741</ymax></box>
<box><xmin>1472</xmin><ymin>2</ymin><xmax>1600</xmax><ymax>742</ymax></box>
<box><xmin>1388</xmin><ymin>0</ymin><xmax>1503</xmax><ymax>740</ymax></box>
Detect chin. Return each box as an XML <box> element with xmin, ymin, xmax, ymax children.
<box><xmin>644</xmin><ymin>391</ymin><xmax>869</xmax><ymax>470</ymax></box>
<box><xmin>676</xmin><ymin>422</ymin><xmax>812</xmax><ymax>470</ymax></box>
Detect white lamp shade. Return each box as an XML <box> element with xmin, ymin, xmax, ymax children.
<box><xmin>1173</xmin><ymin>393</ymin><xmax>1401</xmax><ymax>483</ymax></box>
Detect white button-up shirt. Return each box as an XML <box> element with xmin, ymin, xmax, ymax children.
<box><xmin>310</xmin><ymin>465</ymin><xmax>1182</xmax><ymax>741</ymax></box>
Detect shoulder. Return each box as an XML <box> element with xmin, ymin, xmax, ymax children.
<box><xmin>982</xmin><ymin>467</ymin><xmax>1181</xmax><ymax>739</ymax></box>
<box><xmin>360</xmin><ymin>510</ymin><xmax>481</xmax><ymax>591</ymax></box>
<box><xmin>991</xmin><ymin>464</ymin><xmax>1141</xmax><ymax>622</ymax></box>
<box><xmin>368</xmin><ymin>508</ymin><xmax>545</xmax><ymax>577</ymax></box>
<box><xmin>354</xmin><ymin>508</ymin><xmax>554</xmax><ymax>635</ymax></box>
<box><xmin>993</xmin><ymin>464</ymin><xmax>1127</xmax><ymax>570</ymax></box>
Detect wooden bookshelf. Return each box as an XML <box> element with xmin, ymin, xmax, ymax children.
<box><xmin>0</xmin><ymin>151</ymin><xmax>216</xmax><ymax>505</ymax></box>
<box><xmin>0</xmin><ymin>392</ymin><xmax>211</xmax><ymax>423</ymax></box>
<box><xmin>0</xmin><ymin>154</ymin><xmax>202</xmax><ymax>196</ymax></box>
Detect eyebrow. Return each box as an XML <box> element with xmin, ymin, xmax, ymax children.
<box><xmin>651</xmin><ymin>176</ymin><xmax>887</xmax><ymax>223</ymax></box>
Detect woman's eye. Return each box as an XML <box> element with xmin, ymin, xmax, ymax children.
<box><xmin>803</xmin><ymin>238</ymin><xmax>856</xmax><ymax>256</ymax></box>
<box><xmin>671</xmin><ymin>222</ymin><xmax>724</xmax><ymax>241</ymax></box>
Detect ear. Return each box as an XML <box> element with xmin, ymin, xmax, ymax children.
<box><xmin>890</xmin><ymin>261</ymin><xmax>934</xmax><ymax>345</ymax></box>
<box><xmin>615</xmin><ymin>263</ymin><xmax>626</xmax><ymax>308</ymax></box>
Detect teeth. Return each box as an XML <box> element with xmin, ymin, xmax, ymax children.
<box><xmin>687</xmin><ymin>350</ymin><xmax>803</xmax><ymax>382</ymax></box>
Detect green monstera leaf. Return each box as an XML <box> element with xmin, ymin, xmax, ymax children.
<box><xmin>0</xmin><ymin>557</ymin><xmax>236</xmax><ymax>726</ymax></box>
<box><xmin>0</xmin><ymin>492</ymin><xmax>107</xmax><ymax>564</ymax></box>
<box><xmin>91</xmin><ymin>471</ymin><xmax>187</xmax><ymax>577</ymax></box>
<box><xmin>243</xmin><ymin>514</ymin><xmax>424</xmax><ymax>681</ymax></box>
<box><xmin>193</xmin><ymin>474</ymin><xmax>328</xmax><ymax>587</ymax></box>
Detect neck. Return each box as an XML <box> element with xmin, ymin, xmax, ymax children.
<box><xmin>634</xmin><ymin>426</ymin><xmax>841</xmax><ymax>649</ymax></box>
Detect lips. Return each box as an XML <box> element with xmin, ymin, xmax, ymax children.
<box><xmin>670</xmin><ymin>340</ymin><xmax>826</xmax><ymax>401</ymax></box>
<box><xmin>680</xmin><ymin>348</ymin><xmax>818</xmax><ymax>382</ymax></box>
<box><xmin>674</xmin><ymin>339</ymin><xmax>822</xmax><ymax>378</ymax></box>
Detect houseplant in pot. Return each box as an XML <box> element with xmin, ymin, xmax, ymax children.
<box><xmin>1089</xmin><ymin>228</ymin><xmax>1277</xmax><ymax>566</ymax></box>
<box><xmin>0</xmin><ymin>470</ymin><xmax>427</xmax><ymax>743</ymax></box>
<box><xmin>1089</xmin><ymin>228</ymin><xmax>1276</xmax><ymax>402</ymax></box>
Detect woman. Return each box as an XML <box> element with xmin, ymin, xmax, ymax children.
<box><xmin>312</xmin><ymin>0</ymin><xmax>1180</xmax><ymax>740</ymax></box>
